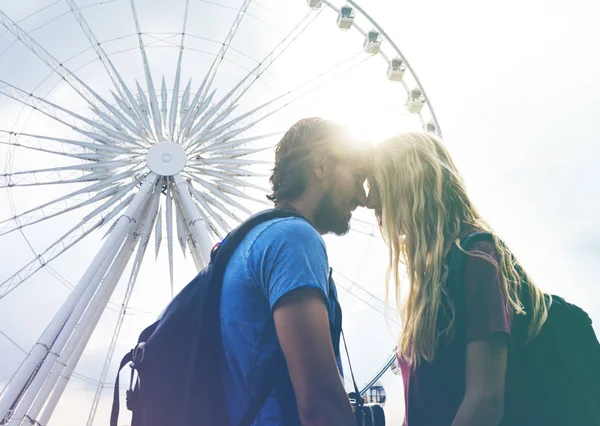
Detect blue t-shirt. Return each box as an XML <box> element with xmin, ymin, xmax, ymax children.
<box><xmin>220</xmin><ymin>217</ymin><xmax>342</xmax><ymax>425</ymax></box>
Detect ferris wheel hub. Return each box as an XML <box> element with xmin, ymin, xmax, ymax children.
<box><xmin>146</xmin><ymin>142</ymin><xmax>187</xmax><ymax>176</ymax></box>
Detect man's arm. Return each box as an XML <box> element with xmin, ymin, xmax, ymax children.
<box><xmin>273</xmin><ymin>287</ymin><xmax>355</xmax><ymax>426</ymax></box>
<box><xmin>451</xmin><ymin>335</ymin><xmax>508</xmax><ymax>426</ymax></box>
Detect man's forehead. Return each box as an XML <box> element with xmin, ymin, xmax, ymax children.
<box><xmin>332</xmin><ymin>132</ymin><xmax>371</xmax><ymax>157</ymax></box>
<box><xmin>342</xmin><ymin>153</ymin><xmax>368</xmax><ymax>179</ymax></box>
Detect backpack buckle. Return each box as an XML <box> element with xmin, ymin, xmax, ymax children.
<box><xmin>131</xmin><ymin>342</ymin><xmax>146</xmax><ymax>365</ymax></box>
<box><xmin>210</xmin><ymin>241</ymin><xmax>222</xmax><ymax>262</ymax></box>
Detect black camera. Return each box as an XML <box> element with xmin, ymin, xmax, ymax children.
<box><xmin>349</xmin><ymin>392</ymin><xmax>385</xmax><ymax>426</ymax></box>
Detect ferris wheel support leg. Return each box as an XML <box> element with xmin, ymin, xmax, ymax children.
<box><xmin>173</xmin><ymin>173</ymin><xmax>213</xmax><ymax>265</ymax></box>
<box><xmin>35</xmin><ymin>318</ymin><xmax>95</xmax><ymax>426</ymax></box>
<box><xmin>25</xmin><ymin>229</ymin><xmax>142</xmax><ymax>425</ymax></box>
<box><xmin>0</xmin><ymin>173</ymin><xmax>158</xmax><ymax>424</ymax></box>
<box><xmin>7</xmin><ymin>201</ymin><xmax>150</xmax><ymax>426</ymax></box>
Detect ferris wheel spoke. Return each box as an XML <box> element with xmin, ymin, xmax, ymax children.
<box><xmin>180</xmin><ymin>79</ymin><xmax>192</xmax><ymax>115</ymax></box>
<box><xmin>240</xmin><ymin>50</ymin><xmax>370</xmax><ymax>131</ymax></box>
<box><xmin>185</xmin><ymin>230</ymin><xmax>204</xmax><ymax>270</ymax></box>
<box><xmin>193</xmin><ymin>131</ymin><xmax>281</xmax><ymax>156</ymax></box>
<box><xmin>194</xmin><ymin>176</ymin><xmax>269</xmax><ymax>208</ymax></box>
<box><xmin>3</xmin><ymin>130</ymin><xmax>135</xmax><ymax>156</ymax></box>
<box><xmin>82</xmin><ymin>179</ymin><xmax>142</xmax><ymax>226</ymax></box>
<box><xmin>185</xmin><ymin>109</ymin><xmax>271</xmax><ymax>154</ymax></box>
<box><xmin>170</xmin><ymin>189</ymin><xmax>188</xmax><ymax>257</ymax></box>
<box><xmin>198</xmin><ymin>0</ymin><xmax>252</xmax><ymax>102</ymax></box>
<box><xmin>0</xmin><ymin>179</ymin><xmax>138</xmax><ymax>237</ymax></box>
<box><xmin>191</xmin><ymin>102</ymin><xmax>239</xmax><ymax>140</ymax></box>
<box><xmin>183</xmin><ymin>98</ymin><xmax>233</xmax><ymax>147</ymax></box>
<box><xmin>184</xmin><ymin>166</ymin><xmax>267</xmax><ymax>192</ymax></box>
<box><xmin>179</xmin><ymin>10</ymin><xmax>316</xmax><ymax>143</ymax></box>
<box><xmin>203</xmin><ymin>192</ymin><xmax>249</xmax><ymax>224</ymax></box>
<box><xmin>130</xmin><ymin>0</ymin><xmax>163</xmax><ymax>139</ymax></box>
<box><xmin>350</xmin><ymin>217</ymin><xmax>380</xmax><ymax>239</ymax></box>
<box><xmin>168</xmin><ymin>0</ymin><xmax>190</xmax><ymax>139</ymax></box>
<box><xmin>189</xmin><ymin>157</ymin><xmax>270</xmax><ymax>167</ymax></box>
<box><xmin>0</xmin><ymin>140</ymin><xmax>105</xmax><ymax>164</ymax></box>
<box><xmin>228</xmin><ymin>146</ymin><xmax>273</xmax><ymax>158</ymax></box>
<box><xmin>134</xmin><ymin>80</ymin><xmax>156</xmax><ymax>131</ymax></box>
<box><xmin>179</xmin><ymin>88</ymin><xmax>216</xmax><ymax>143</ymax></box>
<box><xmin>106</xmin><ymin>89</ymin><xmax>153</xmax><ymax>139</ymax></box>
<box><xmin>333</xmin><ymin>270</ymin><xmax>398</xmax><ymax>325</ymax></box>
<box><xmin>154</xmin><ymin>205</ymin><xmax>163</xmax><ymax>259</ymax></box>
<box><xmin>89</xmin><ymin>105</ymin><xmax>127</xmax><ymax>133</ymax></box>
<box><xmin>193</xmin><ymin>191</ymin><xmax>232</xmax><ymax>235</ymax></box>
<box><xmin>0</xmin><ymin>163</ymin><xmax>141</xmax><ymax>189</ymax></box>
<box><xmin>186</xmin><ymin>183</ymin><xmax>227</xmax><ymax>238</ymax></box>
<box><xmin>161</xmin><ymin>77</ymin><xmax>169</xmax><ymax>134</ymax></box>
<box><xmin>187</xmin><ymin>52</ymin><xmax>367</xmax><ymax>156</ymax></box>
<box><xmin>90</xmin><ymin>103</ymin><xmax>147</xmax><ymax>143</ymax></box>
<box><xmin>1</xmin><ymin>173</ymin><xmax>103</xmax><ymax>189</ymax></box>
<box><xmin>0</xmin><ymin>190</ymin><xmax>114</xmax><ymax>238</ymax></box>
<box><xmin>204</xmin><ymin>9</ymin><xmax>321</xmax><ymax>126</ymax></box>
<box><xmin>184</xmin><ymin>174</ymin><xmax>262</xmax><ymax>209</ymax></box>
<box><xmin>0</xmin><ymin>79</ymin><xmax>143</xmax><ymax>150</ymax></box>
<box><xmin>175</xmin><ymin>211</ymin><xmax>188</xmax><ymax>257</ymax></box>
<box><xmin>212</xmin><ymin>165</ymin><xmax>268</xmax><ymax>178</ymax></box>
<box><xmin>65</xmin><ymin>0</ymin><xmax>142</xmax><ymax>115</ymax></box>
<box><xmin>191</xmin><ymin>178</ymin><xmax>252</xmax><ymax>216</ymax></box>
<box><xmin>0</xmin><ymin>10</ymin><xmax>136</xmax><ymax>126</ymax></box>
<box><xmin>0</xmin><ymin>217</ymin><xmax>102</xmax><ymax>300</ymax></box>
<box><xmin>6</xmin><ymin>159</ymin><xmax>131</xmax><ymax>177</ymax></box>
<box><xmin>0</xmin><ymin>0</ymin><xmax>60</xmax><ymax>41</ymax></box>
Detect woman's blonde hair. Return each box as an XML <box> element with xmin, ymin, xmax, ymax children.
<box><xmin>371</xmin><ymin>132</ymin><xmax>548</xmax><ymax>366</ymax></box>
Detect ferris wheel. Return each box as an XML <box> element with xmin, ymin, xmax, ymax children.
<box><xmin>0</xmin><ymin>1</ymin><xmax>440</xmax><ymax>425</ymax></box>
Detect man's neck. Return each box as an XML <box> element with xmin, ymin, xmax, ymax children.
<box><xmin>278</xmin><ymin>199</ymin><xmax>323</xmax><ymax>234</ymax></box>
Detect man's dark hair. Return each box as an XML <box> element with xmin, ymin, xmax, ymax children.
<box><xmin>267</xmin><ymin>117</ymin><xmax>348</xmax><ymax>204</ymax></box>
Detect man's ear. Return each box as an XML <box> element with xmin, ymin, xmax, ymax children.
<box><xmin>311</xmin><ymin>154</ymin><xmax>329</xmax><ymax>181</ymax></box>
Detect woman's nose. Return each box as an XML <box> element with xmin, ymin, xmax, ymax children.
<box><xmin>366</xmin><ymin>191</ymin><xmax>377</xmax><ymax>210</ymax></box>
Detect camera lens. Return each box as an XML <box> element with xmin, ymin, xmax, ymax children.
<box><xmin>357</xmin><ymin>403</ymin><xmax>385</xmax><ymax>426</ymax></box>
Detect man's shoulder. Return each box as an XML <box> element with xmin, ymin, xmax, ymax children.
<box><xmin>249</xmin><ymin>216</ymin><xmax>324</xmax><ymax>250</ymax></box>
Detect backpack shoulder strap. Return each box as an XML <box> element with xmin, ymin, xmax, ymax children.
<box><xmin>220</xmin><ymin>208</ymin><xmax>307</xmax><ymax>426</ymax></box>
<box><xmin>449</xmin><ymin>232</ymin><xmax>493</xmax><ymax>274</ymax></box>
<box><xmin>211</xmin><ymin>208</ymin><xmax>306</xmax><ymax>265</ymax></box>
<box><xmin>110</xmin><ymin>351</ymin><xmax>134</xmax><ymax>426</ymax></box>
<box><xmin>446</xmin><ymin>232</ymin><xmax>495</xmax><ymax>336</ymax></box>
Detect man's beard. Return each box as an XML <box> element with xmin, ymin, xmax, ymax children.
<box><xmin>313</xmin><ymin>190</ymin><xmax>351</xmax><ymax>236</ymax></box>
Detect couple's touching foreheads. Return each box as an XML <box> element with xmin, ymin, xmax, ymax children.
<box><xmin>119</xmin><ymin>116</ymin><xmax>599</xmax><ymax>426</ymax></box>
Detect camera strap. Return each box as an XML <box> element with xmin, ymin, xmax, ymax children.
<box><xmin>341</xmin><ymin>329</ymin><xmax>364</xmax><ymax>407</ymax></box>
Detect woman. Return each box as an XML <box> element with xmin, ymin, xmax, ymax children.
<box><xmin>366</xmin><ymin>132</ymin><xmax>549</xmax><ymax>426</ymax></box>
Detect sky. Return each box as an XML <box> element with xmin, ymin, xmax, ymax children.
<box><xmin>0</xmin><ymin>0</ymin><xmax>598</xmax><ymax>425</ymax></box>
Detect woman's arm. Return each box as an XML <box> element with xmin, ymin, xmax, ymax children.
<box><xmin>451</xmin><ymin>335</ymin><xmax>508</xmax><ymax>426</ymax></box>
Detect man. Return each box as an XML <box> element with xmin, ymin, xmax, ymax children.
<box><xmin>220</xmin><ymin>117</ymin><xmax>369</xmax><ymax>426</ymax></box>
